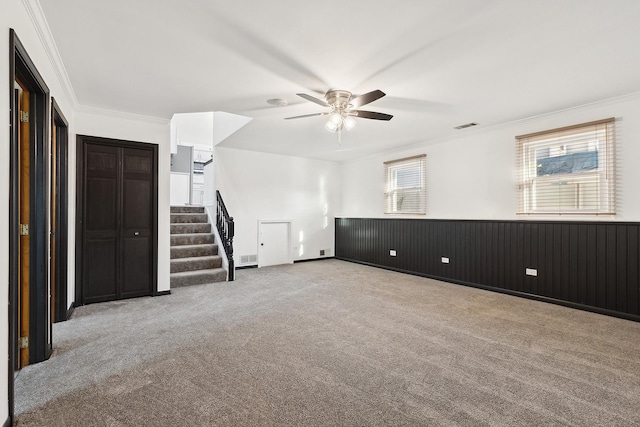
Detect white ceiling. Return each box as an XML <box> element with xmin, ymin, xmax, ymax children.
<box><xmin>39</xmin><ymin>0</ymin><xmax>640</xmax><ymax>162</ymax></box>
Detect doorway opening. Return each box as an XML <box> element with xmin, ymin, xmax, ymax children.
<box><xmin>51</xmin><ymin>98</ymin><xmax>70</xmax><ymax>323</ymax></box>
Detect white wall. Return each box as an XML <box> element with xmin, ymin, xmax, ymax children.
<box><xmin>170</xmin><ymin>173</ymin><xmax>190</xmax><ymax>205</ymax></box>
<box><xmin>203</xmin><ymin>160</ymin><xmax>215</xmax><ymax>207</ymax></box>
<box><xmin>171</xmin><ymin>111</ymin><xmax>214</xmax><ymax>151</ymax></box>
<box><xmin>75</xmin><ymin>109</ymin><xmax>172</xmax><ymax>292</ymax></box>
<box><xmin>215</xmin><ymin>147</ymin><xmax>341</xmax><ymax>265</ymax></box>
<box><xmin>341</xmin><ymin>92</ymin><xmax>640</xmax><ymax>222</ymax></box>
<box><xmin>203</xmin><ymin>161</ymin><xmax>230</xmax><ymax>274</ymax></box>
<box><xmin>170</xmin><ymin>111</ymin><xmax>252</xmax><ymax>154</ymax></box>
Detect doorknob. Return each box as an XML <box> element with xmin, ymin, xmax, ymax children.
<box><xmin>261</xmin><ymin>243</ymin><xmax>264</xmax><ymax>246</ymax></box>
<box><xmin>134</xmin><ymin>232</ymin><xmax>139</xmax><ymax>236</ymax></box>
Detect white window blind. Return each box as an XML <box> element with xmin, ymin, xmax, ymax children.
<box><xmin>384</xmin><ymin>154</ymin><xmax>426</xmax><ymax>214</ymax></box>
<box><xmin>516</xmin><ymin>118</ymin><xmax>615</xmax><ymax>215</ymax></box>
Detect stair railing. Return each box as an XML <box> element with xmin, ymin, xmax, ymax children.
<box><xmin>216</xmin><ymin>190</ymin><xmax>235</xmax><ymax>281</ymax></box>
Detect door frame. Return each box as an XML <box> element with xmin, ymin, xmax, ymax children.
<box><xmin>9</xmin><ymin>28</ymin><xmax>51</xmax><ymax>421</ymax></box>
<box><xmin>51</xmin><ymin>97</ymin><xmax>70</xmax><ymax>322</ymax></box>
<box><xmin>257</xmin><ymin>220</ymin><xmax>293</xmax><ymax>268</ymax></box>
<box><xmin>75</xmin><ymin>135</ymin><xmax>159</xmax><ymax>305</ymax></box>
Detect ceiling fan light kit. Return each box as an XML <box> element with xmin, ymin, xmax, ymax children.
<box><xmin>286</xmin><ymin>89</ymin><xmax>393</xmax><ymax>143</ymax></box>
<box><xmin>343</xmin><ymin>115</ymin><xmax>356</xmax><ymax>131</ymax></box>
<box><xmin>324</xmin><ymin>113</ymin><xmax>343</xmax><ymax>133</ymax></box>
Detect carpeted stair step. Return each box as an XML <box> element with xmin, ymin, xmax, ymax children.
<box><xmin>171</xmin><ymin>255</ymin><xmax>222</xmax><ymax>273</ymax></box>
<box><xmin>170</xmin><ymin>233</ymin><xmax>215</xmax><ymax>246</ymax></box>
<box><xmin>171</xmin><ymin>223</ymin><xmax>211</xmax><ymax>234</ymax></box>
<box><xmin>170</xmin><ymin>268</ymin><xmax>227</xmax><ymax>287</ymax></box>
<box><xmin>170</xmin><ymin>213</ymin><xmax>208</xmax><ymax>224</ymax></box>
<box><xmin>171</xmin><ymin>244</ymin><xmax>218</xmax><ymax>259</ymax></box>
<box><xmin>169</xmin><ymin>206</ymin><xmax>228</xmax><ymax>287</ymax></box>
<box><xmin>170</xmin><ymin>206</ymin><xmax>204</xmax><ymax>214</ymax></box>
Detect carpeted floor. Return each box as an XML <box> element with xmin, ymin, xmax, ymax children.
<box><xmin>14</xmin><ymin>259</ymin><xmax>640</xmax><ymax>426</ymax></box>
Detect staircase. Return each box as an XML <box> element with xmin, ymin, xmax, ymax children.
<box><xmin>170</xmin><ymin>206</ymin><xmax>227</xmax><ymax>287</ymax></box>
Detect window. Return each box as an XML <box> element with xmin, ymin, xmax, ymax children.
<box><xmin>384</xmin><ymin>155</ymin><xmax>426</xmax><ymax>214</ymax></box>
<box><xmin>517</xmin><ymin>118</ymin><xmax>615</xmax><ymax>215</ymax></box>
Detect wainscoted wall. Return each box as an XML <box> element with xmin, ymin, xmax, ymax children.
<box><xmin>335</xmin><ymin>218</ymin><xmax>640</xmax><ymax>321</ymax></box>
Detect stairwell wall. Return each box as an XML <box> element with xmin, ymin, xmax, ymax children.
<box><xmin>214</xmin><ymin>147</ymin><xmax>341</xmax><ymax>266</ymax></box>
<box><xmin>203</xmin><ymin>161</ymin><xmax>229</xmax><ymax>275</ymax></box>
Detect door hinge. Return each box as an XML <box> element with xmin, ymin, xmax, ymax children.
<box><xmin>20</xmin><ymin>224</ymin><xmax>29</xmax><ymax>236</ymax></box>
<box><xmin>20</xmin><ymin>111</ymin><xmax>29</xmax><ymax>123</ymax></box>
<box><xmin>19</xmin><ymin>336</ymin><xmax>28</xmax><ymax>349</ymax></box>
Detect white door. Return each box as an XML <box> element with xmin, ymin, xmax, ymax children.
<box><xmin>258</xmin><ymin>221</ymin><xmax>291</xmax><ymax>267</ymax></box>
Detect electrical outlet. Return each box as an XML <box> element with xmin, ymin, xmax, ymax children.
<box><xmin>390</xmin><ymin>250</ymin><xmax>397</xmax><ymax>257</ymax></box>
<box><xmin>525</xmin><ymin>268</ymin><xmax>537</xmax><ymax>277</ymax></box>
<box><xmin>441</xmin><ymin>257</ymin><xmax>450</xmax><ymax>264</ymax></box>
<box><xmin>320</xmin><ymin>249</ymin><xmax>325</xmax><ymax>256</ymax></box>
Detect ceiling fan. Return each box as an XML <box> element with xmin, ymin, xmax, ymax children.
<box><xmin>285</xmin><ymin>89</ymin><xmax>393</xmax><ymax>143</ymax></box>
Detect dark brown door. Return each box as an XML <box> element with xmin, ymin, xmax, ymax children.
<box><xmin>16</xmin><ymin>79</ymin><xmax>31</xmax><ymax>368</ymax></box>
<box><xmin>121</xmin><ymin>147</ymin><xmax>154</xmax><ymax>298</ymax></box>
<box><xmin>80</xmin><ymin>138</ymin><xmax>156</xmax><ymax>304</ymax></box>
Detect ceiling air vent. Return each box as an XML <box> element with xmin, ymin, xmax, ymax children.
<box><xmin>454</xmin><ymin>122</ymin><xmax>478</xmax><ymax>130</ymax></box>
<box><xmin>266</xmin><ymin>98</ymin><xmax>288</xmax><ymax>107</ymax></box>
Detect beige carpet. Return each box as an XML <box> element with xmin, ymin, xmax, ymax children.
<box><xmin>14</xmin><ymin>259</ymin><xmax>640</xmax><ymax>426</ymax></box>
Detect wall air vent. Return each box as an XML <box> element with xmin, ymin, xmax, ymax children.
<box><xmin>454</xmin><ymin>122</ymin><xmax>478</xmax><ymax>130</ymax></box>
<box><xmin>240</xmin><ymin>254</ymin><xmax>257</xmax><ymax>264</ymax></box>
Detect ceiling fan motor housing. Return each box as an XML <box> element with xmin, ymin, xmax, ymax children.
<box><xmin>326</xmin><ymin>90</ymin><xmax>353</xmax><ymax>110</ymax></box>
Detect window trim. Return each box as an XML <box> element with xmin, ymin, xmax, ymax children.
<box><xmin>384</xmin><ymin>154</ymin><xmax>427</xmax><ymax>215</ymax></box>
<box><xmin>516</xmin><ymin>118</ymin><xmax>615</xmax><ymax>215</ymax></box>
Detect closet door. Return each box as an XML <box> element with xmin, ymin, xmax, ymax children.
<box><xmin>121</xmin><ymin>147</ymin><xmax>153</xmax><ymax>298</ymax></box>
<box><xmin>79</xmin><ymin>137</ymin><xmax>156</xmax><ymax>304</ymax></box>
<box><xmin>82</xmin><ymin>143</ymin><xmax>119</xmax><ymax>303</ymax></box>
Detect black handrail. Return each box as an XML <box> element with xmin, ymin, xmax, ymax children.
<box><xmin>216</xmin><ymin>190</ymin><xmax>235</xmax><ymax>281</ymax></box>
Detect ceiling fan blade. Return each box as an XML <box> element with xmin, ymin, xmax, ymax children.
<box><xmin>352</xmin><ymin>110</ymin><xmax>393</xmax><ymax>121</ymax></box>
<box><xmin>284</xmin><ymin>112</ymin><xmax>327</xmax><ymax>120</ymax></box>
<box><xmin>350</xmin><ymin>90</ymin><xmax>386</xmax><ymax>108</ymax></box>
<box><xmin>297</xmin><ymin>93</ymin><xmax>329</xmax><ymax>107</ymax></box>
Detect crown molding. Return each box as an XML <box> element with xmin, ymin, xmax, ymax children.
<box><xmin>76</xmin><ymin>105</ymin><xmax>170</xmax><ymax>125</ymax></box>
<box><xmin>23</xmin><ymin>0</ymin><xmax>171</xmax><ymax>126</ymax></box>
<box><xmin>341</xmin><ymin>90</ymin><xmax>640</xmax><ymax>165</ymax></box>
<box><xmin>22</xmin><ymin>0</ymin><xmax>79</xmax><ymax>109</ymax></box>
<box><xmin>486</xmin><ymin>89</ymin><xmax>640</xmax><ymax>133</ymax></box>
